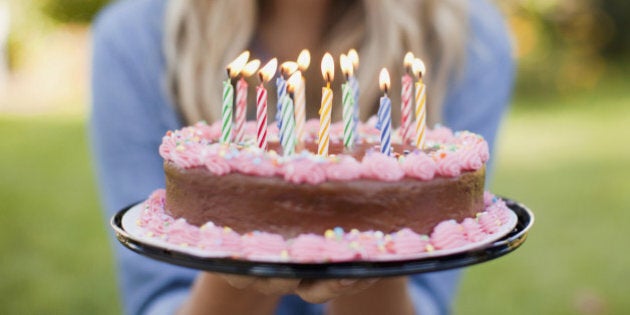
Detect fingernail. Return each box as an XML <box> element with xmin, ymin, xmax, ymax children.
<box><xmin>339</xmin><ymin>279</ymin><xmax>358</xmax><ymax>286</ymax></box>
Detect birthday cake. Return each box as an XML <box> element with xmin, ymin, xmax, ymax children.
<box><xmin>133</xmin><ymin>119</ymin><xmax>514</xmax><ymax>262</ymax></box>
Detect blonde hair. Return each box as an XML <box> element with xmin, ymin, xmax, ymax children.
<box><xmin>165</xmin><ymin>0</ymin><xmax>468</xmax><ymax>126</ymax></box>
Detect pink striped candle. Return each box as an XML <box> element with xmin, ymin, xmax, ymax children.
<box><xmin>256</xmin><ymin>58</ymin><xmax>278</xmax><ymax>150</ymax></box>
<box><xmin>234</xmin><ymin>77</ymin><xmax>247</xmax><ymax>143</ymax></box>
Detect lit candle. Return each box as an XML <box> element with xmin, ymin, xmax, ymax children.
<box><xmin>413</xmin><ymin>58</ymin><xmax>427</xmax><ymax>149</ymax></box>
<box><xmin>222</xmin><ymin>51</ymin><xmax>249</xmax><ymax>144</ymax></box>
<box><xmin>234</xmin><ymin>59</ymin><xmax>260</xmax><ymax>143</ymax></box>
<box><xmin>377</xmin><ymin>68</ymin><xmax>392</xmax><ymax>156</ymax></box>
<box><xmin>256</xmin><ymin>58</ymin><xmax>277</xmax><ymax>150</ymax></box>
<box><xmin>340</xmin><ymin>54</ymin><xmax>355</xmax><ymax>150</ymax></box>
<box><xmin>347</xmin><ymin>49</ymin><xmax>360</xmax><ymax>138</ymax></box>
<box><xmin>401</xmin><ymin>52</ymin><xmax>414</xmax><ymax>144</ymax></box>
<box><xmin>318</xmin><ymin>53</ymin><xmax>334</xmax><ymax>156</ymax></box>
<box><xmin>276</xmin><ymin>61</ymin><xmax>298</xmax><ymax>136</ymax></box>
<box><xmin>282</xmin><ymin>72</ymin><xmax>301</xmax><ymax>156</ymax></box>
<box><xmin>295</xmin><ymin>49</ymin><xmax>310</xmax><ymax>144</ymax></box>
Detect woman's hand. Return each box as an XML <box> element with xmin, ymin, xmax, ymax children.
<box><xmin>179</xmin><ymin>273</ymin><xmax>412</xmax><ymax>315</ymax></box>
<box><xmin>220</xmin><ymin>274</ymin><xmax>379</xmax><ymax>303</ymax></box>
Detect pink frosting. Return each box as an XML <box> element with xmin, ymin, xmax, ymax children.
<box><xmin>427</xmin><ymin>125</ymin><xmax>455</xmax><ymax>143</ymax></box>
<box><xmin>204</xmin><ymin>154</ymin><xmax>231</xmax><ymax>176</ymax></box>
<box><xmin>289</xmin><ymin>234</ymin><xmax>328</xmax><ymax>262</ymax></box>
<box><xmin>484</xmin><ymin>191</ymin><xmax>495</xmax><ymax>207</ymax></box>
<box><xmin>461</xmin><ymin>218</ymin><xmax>487</xmax><ymax>242</ymax></box>
<box><xmin>478</xmin><ymin>212</ymin><xmax>502</xmax><ymax>234</ymax></box>
<box><xmin>391</xmin><ymin>228</ymin><xmax>430</xmax><ymax>256</ymax></box>
<box><xmin>166</xmin><ymin>219</ymin><xmax>201</xmax><ymax>246</ymax></box>
<box><xmin>361</xmin><ymin>152</ymin><xmax>404</xmax><ymax>181</ymax></box>
<box><xmin>323</xmin><ymin>239</ymin><xmax>357</xmax><ymax>262</ymax></box>
<box><xmin>430</xmin><ymin>220</ymin><xmax>469</xmax><ymax>250</ymax></box>
<box><xmin>434</xmin><ymin>150</ymin><xmax>462</xmax><ymax>177</ymax></box>
<box><xmin>283</xmin><ymin>158</ymin><xmax>327</xmax><ymax>184</ymax></box>
<box><xmin>401</xmin><ymin>151</ymin><xmax>437</xmax><ymax>180</ymax></box>
<box><xmin>241</xmin><ymin>232</ymin><xmax>287</xmax><ymax>260</ymax></box>
<box><xmin>325</xmin><ymin>156</ymin><xmax>363</xmax><ymax>181</ymax></box>
<box><xmin>458</xmin><ymin>145</ymin><xmax>484</xmax><ymax>171</ymax></box>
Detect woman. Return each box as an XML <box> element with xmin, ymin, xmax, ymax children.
<box><xmin>91</xmin><ymin>0</ymin><xmax>514</xmax><ymax>314</ymax></box>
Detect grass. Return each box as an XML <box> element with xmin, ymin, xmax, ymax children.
<box><xmin>0</xmin><ymin>73</ymin><xmax>628</xmax><ymax>314</ymax></box>
<box><xmin>0</xmin><ymin>116</ymin><xmax>120</xmax><ymax>314</ymax></box>
<box><xmin>456</xmin><ymin>75</ymin><xmax>630</xmax><ymax>314</ymax></box>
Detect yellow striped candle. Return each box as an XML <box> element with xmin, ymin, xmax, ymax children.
<box><xmin>318</xmin><ymin>53</ymin><xmax>334</xmax><ymax>156</ymax></box>
<box><xmin>413</xmin><ymin>58</ymin><xmax>427</xmax><ymax>149</ymax></box>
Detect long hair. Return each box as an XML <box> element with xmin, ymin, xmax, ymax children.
<box><xmin>164</xmin><ymin>0</ymin><xmax>467</xmax><ymax>126</ymax></box>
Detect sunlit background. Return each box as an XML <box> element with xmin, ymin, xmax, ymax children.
<box><xmin>1</xmin><ymin>0</ymin><xmax>628</xmax><ymax>314</ymax></box>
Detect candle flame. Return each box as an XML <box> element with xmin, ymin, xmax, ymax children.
<box><xmin>347</xmin><ymin>49</ymin><xmax>359</xmax><ymax>69</ymax></box>
<box><xmin>321</xmin><ymin>52</ymin><xmax>334</xmax><ymax>82</ymax></box>
<box><xmin>241</xmin><ymin>59</ymin><xmax>260</xmax><ymax>77</ymax></box>
<box><xmin>280</xmin><ymin>61</ymin><xmax>299</xmax><ymax>77</ymax></box>
<box><xmin>258</xmin><ymin>58</ymin><xmax>278</xmax><ymax>83</ymax></box>
<box><xmin>403</xmin><ymin>52</ymin><xmax>415</xmax><ymax>70</ymax></box>
<box><xmin>286</xmin><ymin>71</ymin><xmax>302</xmax><ymax>94</ymax></box>
<box><xmin>412</xmin><ymin>58</ymin><xmax>426</xmax><ymax>78</ymax></box>
<box><xmin>297</xmin><ymin>49</ymin><xmax>311</xmax><ymax>71</ymax></box>
<box><xmin>379</xmin><ymin>68</ymin><xmax>390</xmax><ymax>93</ymax></box>
<box><xmin>339</xmin><ymin>53</ymin><xmax>353</xmax><ymax>77</ymax></box>
<box><xmin>226</xmin><ymin>51</ymin><xmax>250</xmax><ymax>78</ymax></box>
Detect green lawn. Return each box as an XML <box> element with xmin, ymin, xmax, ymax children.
<box><xmin>0</xmin><ymin>75</ymin><xmax>628</xmax><ymax>314</ymax></box>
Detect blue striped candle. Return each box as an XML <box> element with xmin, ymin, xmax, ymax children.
<box><xmin>377</xmin><ymin>95</ymin><xmax>392</xmax><ymax>156</ymax></box>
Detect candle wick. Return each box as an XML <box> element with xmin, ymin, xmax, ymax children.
<box><xmin>258</xmin><ymin>72</ymin><xmax>264</xmax><ymax>84</ymax></box>
<box><xmin>226</xmin><ymin>68</ymin><xmax>231</xmax><ymax>78</ymax></box>
<box><xmin>326</xmin><ymin>81</ymin><xmax>331</xmax><ymax>89</ymax></box>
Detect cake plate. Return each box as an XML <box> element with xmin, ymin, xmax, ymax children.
<box><xmin>111</xmin><ymin>198</ymin><xmax>533</xmax><ymax>279</ymax></box>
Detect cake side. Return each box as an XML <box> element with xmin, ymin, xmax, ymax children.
<box><xmin>165</xmin><ymin>162</ymin><xmax>485</xmax><ymax>238</ymax></box>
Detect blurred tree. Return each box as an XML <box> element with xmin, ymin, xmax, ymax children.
<box><xmin>42</xmin><ymin>0</ymin><xmax>110</xmax><ymax>24</ymax></box>
<box><xmin>596</xmin><ymin>0</ymin><xmax>630</xmax><ymax>58</ymax></box>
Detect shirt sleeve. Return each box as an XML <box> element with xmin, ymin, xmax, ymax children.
<box><xmin>407</xmin><ymin>0</ymin><xmax>515</xmax><ymax>314</ymax></box>
<box><xmin>89</xmin><ymin>1</ymin><xmax>196</xmax><ymax>314</ymax></box>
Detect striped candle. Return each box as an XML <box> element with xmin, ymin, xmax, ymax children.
<box><xmin>318</xmin><ymin>86</ymin><xmax>332</xmax><ymax>156</ymax></box>
<box><xmin>234</xmin><ymin>77</ymin><xmax>247</xmax><ymax>143</ymax></box>
<box><xmin>294</xmin><ymin>76</ymin><xmax>306</xmax><ymax>144</ymax></box>
<box><xmin>349</xmin><ymin>75</ymin><xmax>360</xmax><ymax>139</ymax></box>
<box><xmin>377</xmin><ymin>95</ymin><xmax>392</xmax><ymax>156</ymax></box>
<box><xmin>414</xmin><ymin>81</ymin><xmax>426</xmax><ymax>149</ymax></box>
<box><xmin>256</xmin><ymin>84</ymin><xmax>268</xmax><ymax>150</ymax></box>
<box><xmin>276</xmin><ymin>76</ymin><xmax>286</xmax><ymax>131</ymax></box>
<box><xmin>400</xmin><ymin>74</ymin><xmax>413</xmax><ymax>144</ymax></box>
<box><xmin>280</xmin><ymin>92</ymin><xmax>296</xmax><ymax>155</ymax></box>
<box><xmin>221</xmin><ymin>79</ymin><xmax>234</xmax><ymax>144</ymax></box>
<box><xmin>341</xmin><ymin>82</ymin><xmax>355</xmax><ymax>149</ymax></box>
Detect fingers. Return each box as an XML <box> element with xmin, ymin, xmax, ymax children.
<box><xmin>220</xmin><ymin>274</ymin><xmax>257</xmax><ymax>289</ymax></box>
<box><xmin>220</xmin><ymin>274</ymin><xmax>301</xmax><ymax>296</ymax></box>
<box><xmin>295</xmin><ymin>278</ymin><xmax>380</xmax><ymax>304</ymax></box>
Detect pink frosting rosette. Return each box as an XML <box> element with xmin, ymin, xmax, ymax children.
<box><xmin>166</xmin><ymin>219</ymin><xmax>201</xmax><ymax>246</ymax></box>
<box><xmin>401</xmin><ymin>151</ymin><xmax>437</xmax><ymax>180</ymax></box>
<box><xmin>461</xmin><ymin>218</ymin><xmax>487</xmax><ymax>242</ymax></box>
<box><xmin>427</xmin><ymin>125</ymin><xmax>454</xmax><ymax>143</ymax></box>
<box><xmin>289</xmin><ymin>234</ymin><xmax>328</xmax><ymax>262</ymax></box>
<box><xmin>458</xmin><ymin>145</ymin><xmax>483</xmax><ymax>171</ymax></box>
<box><xmin>351</xmin><ymin>232</ymin><xmax>384</xmax><ymax>259</ymax></box>
<box><xmin>391</xmin><ymin>228</ymin><xmax>430</xmax><ymax>256</ymax></box>
<box><xmin>241</xmin><ymin>232</ymin><xmax>287</xmax><ymax>260</ymax></box>
<box><xmin>325</xmin><ymin>156</ymin><xmax>362</xmax><ymax>181</ymax></box>
<box><xmin>283</xmin><ymin>158</ymin><xmax>327</xmax><ymax>184</ymax></box>
<box><xmin>203</xmin><ymin>153</ymin><xmax>231</xmax><ymax>175</ymax></box>
<box><xmin>478</xmin><ymin>212</ymin><xmax>502</xmax><ymax>234</ymax></box>
<box><xmin>434</xmin><ymin>150</ymin><xmax>462</xmax><ymax>177</ymax></box>
<box><xmin>430</xmin><ymin>220</ymin><xmax>469</xmax><ymax>250</ymax></box>
<box><xmin>361</xmin><ymin>152</ymin><xmax>404</xmax><ymax>181</ymax></box>
<box><xmin>323</xmin><ymin>239</ymin><xmax>357</xmax><ymax>262</ymax></box>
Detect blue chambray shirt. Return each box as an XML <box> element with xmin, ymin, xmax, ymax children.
<box><xmin>90</xmin><ymin>0</ymin><xmax>513</xmax><ymax>314</ymax></box>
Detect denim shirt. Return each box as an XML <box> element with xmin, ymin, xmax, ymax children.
<box><xmin>90</xmin><ymin>0</ymin><xmax>513</xmax><ymax>314</ymax></box>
